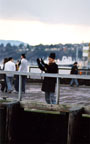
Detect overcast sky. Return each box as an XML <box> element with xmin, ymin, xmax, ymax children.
<box><xmin>0</xmin><ymin>0</ymin><xmax>90</xmax><ymax>45</ymax></box>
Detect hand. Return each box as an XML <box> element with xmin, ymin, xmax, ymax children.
<box><xmin>41</xmin><ymin>58</ymin><xmax>44</xmax><ymax>65</ymax></box>
<box><xmin>37</xmin><ymin>58</ymin><xmax>40</xmax><ymax>64</ymax></box>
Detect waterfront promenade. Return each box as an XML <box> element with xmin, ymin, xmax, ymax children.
<box><xmin>0</xmin><ymin>83</ymin><xmax>90</xmax><ymax>106</ymax></box>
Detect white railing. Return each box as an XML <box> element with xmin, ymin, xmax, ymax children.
<box><xmin>29</xmin><ymin>65</ymin><xmax>90</xmax><ymax>75</ymax></box>
<box><xmin>0</xmin><ymin>70</ymin><xmax>90</xmax><ymax>104</ymax></box>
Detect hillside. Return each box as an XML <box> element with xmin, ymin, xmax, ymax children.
<box><xmin>0</xmin><ymin>40</ymin><xmax>25</xmax><ymax>46</ymax></box>
<box><xmin>0</xmin><ymin>40</ymin><xmax>89</xmax><ymax>62</ymax></box>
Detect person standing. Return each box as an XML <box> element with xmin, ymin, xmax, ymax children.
<box><xmin>14</xmin><ymin>60</ymin><xmax>21</xmax><ymax>92</ymax></box>
<box><xmin>4</xmin><ymin>57</ymin><xmax>16</xmax><ymax>93</ymax></box>
<box><xmin>37</xmin><ymin>53</ymin><xmax>58</xmax><ymax>104</ymax></box>
<box><xmin>1</xmin><ymin>58</ymin><xmax>8</xmax><ymax>92</ymax></box>
<box><xmin>19</xmin><ymin>54</ymin><xmax>28</xmax><ymax>93</ymax></box>
<box><xmin>70</xmin><ymin>62</ymin><xmax>79</xmax><ymax>87</ymax></box>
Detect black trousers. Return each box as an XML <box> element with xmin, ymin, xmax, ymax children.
<box><xmin>14</xmin><ymin>75</ymin><xmax>26</xmax><ymax>92</ymax></box>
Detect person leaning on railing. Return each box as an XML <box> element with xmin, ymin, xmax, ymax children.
<box><xmin>37</xmin><ymin>53</ymin><xmax>58</xmax><ymax>104</ymax></box>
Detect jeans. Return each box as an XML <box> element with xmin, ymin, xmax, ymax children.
<box><xmin>45</xmin><ymin>92</ymin><xmax>56</xmax><ymax>104</ymax></box>
<box><xmin>70</xmin><ymin>78</ymin><xmax>79</xmax><ymax>86</ymax></box>
<box><xmin>6</xmin><ymin>76</ymin><xmax>13</xmax><ymax>91</ymax></box>
<box><xmin>22</xmin><ymin>76</ymin><xmax>26</xmax><ymax>92</ymax></box>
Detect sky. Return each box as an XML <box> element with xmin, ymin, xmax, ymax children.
<box><xmin>0</xmin><ymin>0</ymin><xmax>90</xmax><ymax>45</ymax></box>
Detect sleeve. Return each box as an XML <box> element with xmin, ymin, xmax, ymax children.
<box><xmin>45</xmin><ymin>64</ymin><xmax>58</xmax><ymax>73</ymax></box>
<box><xmin>13</xmin><ymin>64</ymin><xmax>16</xmax><ymax>71</ymax></box>
<box><xmin>37</xmin><ymin>58</ymin><xmax>46</xmax><ymax>71</ymax></box>
<box><xmin>19</xmin><ymin>60</ymin><xmax>23</xmax><ymax>71</ymax></box>
<box><xmin>4</xmin><ymin>63</ymin><xmax>7</xmax><ymax>71</ymax></box>
<box><xmin>38</xmin><ymin>62</ymin><xmax>46</xmax><ymax>71</ymax></box>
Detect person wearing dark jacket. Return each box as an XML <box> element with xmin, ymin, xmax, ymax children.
<box><xmin>70</xmin><ymin>62</ymin><xmax>79</xmax><ymax>86</ymax></box>
<box><xmin>1</xmin><ymin>58</ymin><xmax>8</xmax><ymax>92</ymax></box>
<box><xmin>37</xmin><ymin>53</ymin><xmax>58</xmax><ymax>104</ymax></box>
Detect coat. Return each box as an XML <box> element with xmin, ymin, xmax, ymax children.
<box><xmin>37</xmin><ymin>59</ymin><xmax>58</xmax><ymax>92</ymax></box>
<box><xmin>70</xmin><ymin>65</ymin><xmax>78</xmax><ymax>74</ymax></box>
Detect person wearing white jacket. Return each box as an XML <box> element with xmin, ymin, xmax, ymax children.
<box><xmin>19</xmin><ymin>54</ymin><xmax>28</xmax><ymax>93</ymax></box>
<box><xmin>4</xmin><ymin>57</ymin><xmax>16</xmax><ymax>93</ymax></box>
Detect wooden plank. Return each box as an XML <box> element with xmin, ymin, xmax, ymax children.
<box><xmin>83</xmin><ymin>106</ymin><xmax>90</xmax><ymax>114</ymax></box>
<box><xmin>20</xmin><ymin>100</ymin><xmax>90</xmax><ymax>115</ymax></box>
<box><xmin>67</xmin><ymin>107</ymin><xmax>84</xmax><ymax>144</ymax></box>
<box><xmin>20</xmin><ymin>101</ymin><xmax>84</xmax><ymax>113</ymax></box>
<box><xmin>20</xmin><ymin>101</ymin><xmax>70</xmax><ymax>112</ymax></box>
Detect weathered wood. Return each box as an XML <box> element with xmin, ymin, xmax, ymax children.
<box><xmin>0</xmin><ymin>99</ymin><xmax>90</xmax><ymax>144</ymax></box>
<box><xmin>67</xmin><ymin>107</ymin><xmax>84</xmax><ymax>144</ymax></box>
<box><xmin>0</xmin><ymin>106</ymin><xmax>6</xmax><ymax>144</ymax></box>
<box><xmin>20</xmin><ymin>101</ymin><xmax>85</xmax><ymax>113</ymax></box>
<box><xmin>20</xmin><ymin>101</ymin><xmax>71</xmax><ymax>112</ymax></box>
<box><xmin>5</xmin><ymin>101</ymin><xmax>20</xmax><ymax>144</ymax></box>
<box><xmin>21</xmin><ymin>100</ymin><xmax>90</xmax><ymax>115</ymax></box>
<box><xmin>0</xmin><ymin>100</ymin><xmax>20</xmax><ymax>144</ymax></box>
<box><xmin>83</xmin><ymin>106</ymin><xmax>90</xmax><ymax>114</ymax></box>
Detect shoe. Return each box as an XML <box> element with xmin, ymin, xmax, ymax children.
<box><xmin>8</xmin><ymin>90</ymin><xmax>12</xmax><ymax>93</ymax></box>
<box><xmin>13</xmin><ymin>90</ymin><xmax>18</xmax><ymax>94</ymax></box>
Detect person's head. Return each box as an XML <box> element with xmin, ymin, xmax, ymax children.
<box><xmin>48</xmin><ymin>53</ymin><xmax>55</xmax><ymax>64</ymax></box>
<box><xmin>21</xmin><ymin>53</ymin><xmax>26</xmax><ymax>59</ymax></box>
<box><xmin>3</xmin><ymin>58</ymin><xmax>8</xmax><ymax>64</ymax></box>
<box><xmin>74</xmin><ymin>62</ymin><xmax>78</xmax><ymax>66</ymax></box>
<box><xmin>9</xmin><ymin>57</ymin><xmax>13</xmax><ymax>61</ymax></box>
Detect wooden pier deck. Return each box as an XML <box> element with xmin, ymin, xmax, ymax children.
<box><xmin>0</xmin><ymin>83</ymin><xmax>90</xmax><ymax>106</ymax></box>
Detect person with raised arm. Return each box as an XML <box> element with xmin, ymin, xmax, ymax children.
<box><xmin>37</xmin><ymin>53</ymin><xmax>58</xmax><ymax>104</ymax></box>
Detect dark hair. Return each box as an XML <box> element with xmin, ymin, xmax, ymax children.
<box><xmin>3</xmin><ymin>58</ymin><xmax>9</xmax><ymax>64</ymax></box>
<box><xmin>74</xmin><ymin>62</ymin><xmax>78</xmax><ymax>65</ymax></box>
<box><xmin>9</xmin><ymin>57</ymin><xmax>13</xmax><ymax>61</ymax></box>
<box><xmin>21</xmin><ymin>53</ymin><xmax>26</xmax><ymax>58</ymax></box>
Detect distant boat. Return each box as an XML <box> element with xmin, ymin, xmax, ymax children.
<box><xmin>56</xmin><ymin>56</ymin><xmax>75</xmax><ymax>66</ymax></box>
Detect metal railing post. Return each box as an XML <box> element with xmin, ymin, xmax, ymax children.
<box><xmin>18</xmin><ymin>75</ymin><xmax>22</xmax><ymax>101</ymax></box>
<box><xmin>56</xmin><ymin>77</ymin><xmax>60</xmax><ymax>104</ymax></box>
<box><xmin>28</xmin><ymin>66</ymin><xmax>31</xmax><ymax>79</ymax></box>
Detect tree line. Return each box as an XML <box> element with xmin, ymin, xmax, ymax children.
<box><xmin>0</xmin><ymin>42</ymin><xmax>88</xmax><ymax>62</ymax></box>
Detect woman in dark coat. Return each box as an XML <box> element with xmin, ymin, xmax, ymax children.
<box><xmin>37</xmin><ymin>53</ymin><xmax>58</xmax><ymax>104</ymax></box>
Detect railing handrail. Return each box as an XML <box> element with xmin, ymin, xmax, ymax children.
<box><xmin>29</xmin><ymin>65</ymin><xmax>90</xmax><ymax>71</ymax></box>
<box><xmin>0</xmin><ymin>70</ymin><xmax>90</xmax><ymax>80</ymax></box>
<box><xmin>0</xmin><ymin>70</ymin><xmax>90</xmax><ymax>103</ymax></box>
